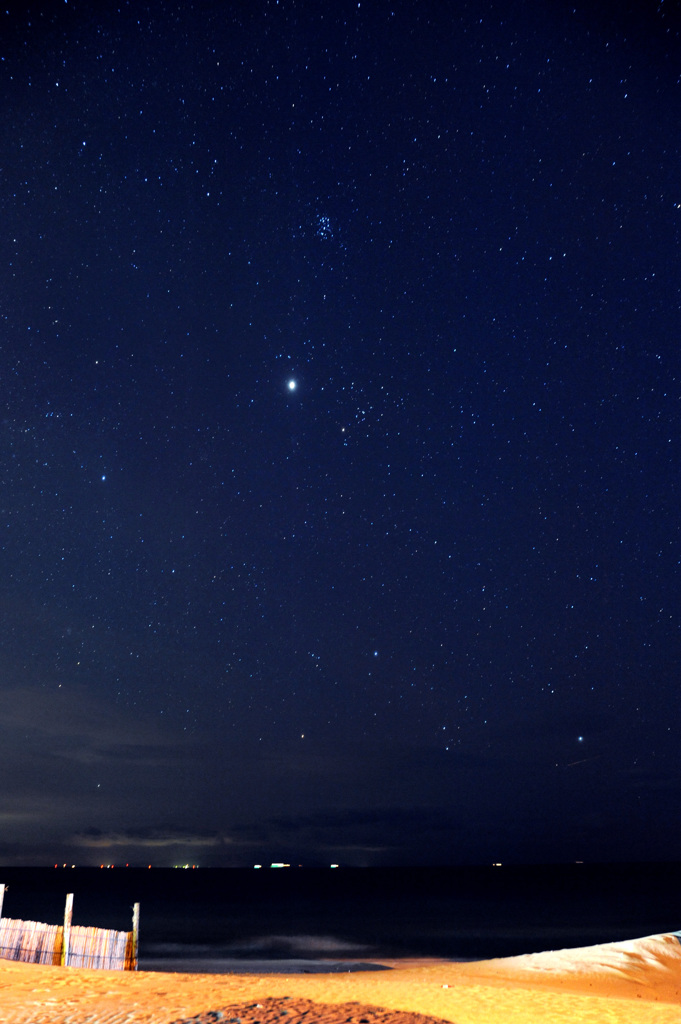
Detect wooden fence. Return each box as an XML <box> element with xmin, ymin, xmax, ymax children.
<box><xmin>0</xmin><ymin>884</ymin><xmax>139</xmax><ymax>970</ymax></box>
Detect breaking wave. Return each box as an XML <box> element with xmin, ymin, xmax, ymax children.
<box><xmin>144</xmin><ymin>934</ymin><xmax>371</xmax><ymax>960</ymax></box>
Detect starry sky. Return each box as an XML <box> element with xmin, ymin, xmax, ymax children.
<box><xmin>1</xmin><ymin>0</ymin><xmax>680</xmax><ymax>867</ymax></box>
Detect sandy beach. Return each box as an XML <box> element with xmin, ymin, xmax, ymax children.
<box><xmin>0</xmin><ymin>932</ymin><xmax>680</xmax><ymax>1024</ymax></box>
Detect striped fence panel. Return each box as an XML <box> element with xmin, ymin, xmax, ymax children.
<box><xmin>67</xmin><ymin>923</ymin><xmax>130</xmax><ymax>970</ymax></box>
<box><xmin>0</xmin><ymin>918</ymin><xmax>62</xmax><ymax>965</ymax></box>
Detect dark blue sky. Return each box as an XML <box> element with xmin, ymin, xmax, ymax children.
<box><xmin>1</xmin><ymin>0</ymin><xmax>680</xmax><ymax>866</ymax></box>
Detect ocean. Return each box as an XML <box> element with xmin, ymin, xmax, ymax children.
<box><xmin>0</xmin><ymin>864</ymin><xmax>680</xmax><ymax>970</ymax></box>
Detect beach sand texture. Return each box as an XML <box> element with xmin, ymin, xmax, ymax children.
<box><xmin>0</xmin><ymin>932</ymin><xmax>680</xmax><ymax>1024</ymax></box>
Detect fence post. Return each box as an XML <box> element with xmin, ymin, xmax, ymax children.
<box><xmin>61</xmin><ymin>893</ymin><xmax>74</xmax><ymax>967</ymax></box>
<box><xmin>0</xmin><ymin>883</ymin><xmax>5</xmax><ymax>919</ymax></box>
<box><xmin>131</xmin><ymin>902</ymin><xmax>140</xmax><ymax>970</ymax></box>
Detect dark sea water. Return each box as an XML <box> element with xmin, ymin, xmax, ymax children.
<box><xmin>1</xmin><ymin>864</ymin><xmax>680</xmax><ymax>969</ymax></box>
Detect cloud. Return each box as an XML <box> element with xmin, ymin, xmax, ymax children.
<box><xmin>211</xmin><ymin>805</ymin><xmax>470</xmax><ymax>865</ymax></box>
<box><xmin>73</xmin><ymin>827</ymin><xmax>224</xmax><ymax>849</ymax></box>
<box><xmin>0</xmin><ymin>676</ymin><xmax>660</xmax><ymax>866</ymax></box>
<box><xmin>0</xmin><ymin>682</ymin><xmax>215</xmax><ymax>861</ymax></box>
<box><xmin>0</xmin><ymin>683</ymin><xmax>178</xmax><ymax>753</ymax></box>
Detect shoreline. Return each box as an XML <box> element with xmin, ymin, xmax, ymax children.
<box><xmin>138</xmin><ymin>956</ymin><xmax>404</xmax><ymax>974</ymax></box>
<box><xmin>0</xmin><ymin>933</ymin><xmax>680</xmax><ymax>1024</ymax></box>
<box><xmin>138</xmin><ymin>954</ymin><xmax>463</xmax><ymax>974</ymax></box>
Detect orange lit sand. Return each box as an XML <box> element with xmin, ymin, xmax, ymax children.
<box><xmin>0</xmin><ymin>933</ymin><xmax>680</xmax><ymax>1024</ymax></box>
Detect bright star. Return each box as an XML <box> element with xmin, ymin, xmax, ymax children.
<box><xmin>287</xmin><ymin>379</ymin><xmax>297</xmax><ymax>391</ymax></box>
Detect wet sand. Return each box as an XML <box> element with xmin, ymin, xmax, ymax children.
<box><xmin>0</xmin><ymin>932</ymin><xmax>680</xmax><ymax>1024</ymax></box>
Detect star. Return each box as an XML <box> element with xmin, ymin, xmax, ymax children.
<box><xmin>287</xmin><ymin>379</ymin><xmax>297</xmax><ymax>391</ymax></box>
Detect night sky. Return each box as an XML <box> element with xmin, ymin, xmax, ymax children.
<box><xmin>1</xmin><ymin>0</ymin><xmax>680</xmax><ymax>867</ymax></box>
